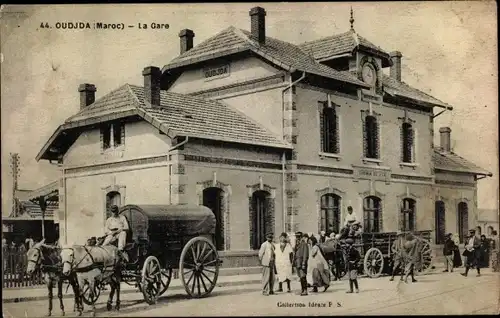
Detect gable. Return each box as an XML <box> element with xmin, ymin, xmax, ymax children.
<box><xmin>168</xmin><ymin>56</ymin><xmax>281</xmax><ymax>95</ymax></box>
<box><xmin>63</xmin><ymin>120</ymin><xmax>172</xmax><ymax>167</ymax></box>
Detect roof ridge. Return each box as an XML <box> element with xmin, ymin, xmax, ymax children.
<box><xmin>125</xmin><ymin>84</ymin><xmax>145</xmax><ymax>109</ymax></box>
<box><xmin>298</xmin><ymin>30</ymin><xmax>352</xmax><ymax>46</ymax></box>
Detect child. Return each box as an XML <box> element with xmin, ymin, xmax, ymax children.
<box><xmin>345</xmin><ymin>238</ymin><xmax>360</xmax><ymax>293</ymax></box>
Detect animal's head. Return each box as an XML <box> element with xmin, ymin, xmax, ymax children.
<box><xmin>61</xmin><ymin>247</ymin><xmax>75</xmax><ymax>276</ymax></box>
<box><xmin>26</xmin><ymin>239</ymin><xmax>46</xmax><ymax>275</ymax></box>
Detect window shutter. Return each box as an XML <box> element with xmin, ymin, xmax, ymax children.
<box><xmin>408</xmin><ymin>126</ymin><xmax>414</xmax><ymax>163</ymax></box>
<box><xmin>399</xmin><ymin>200</ymin><xmax>404</xmax><ymax>231</ymax></box>
<box><xmin>374</xmin><ymin>118</ymin><xmax>380</xmax><ymax>159</ymax></box>
<box><xmin>335</xmin><ymin>111</ymin><xmax>340</xmax><ymax>154</ymax></box>
<box><xmin>326</xmin><ymin>107</ymin><xmax>339</xmax><ymax>154</ymax></box>
<box><xmin>362</xmin><ymin>118</ymin><xmax>368</xmax><ymax>158</ymax></box>
<box><xmin>400</xmin><ymin>125</ymin><xmax>405</xmax><ymax>162</ymax></box>
<box><xmin>378</xmin><ymin>201</ymin><xmax>383</xmax><ymax>232</ymax></box>
<box><xmin>319</xmin><ymin>105</ymin><xmax>325</xmax><ymax>152</ymax></box>
<box><xmin>100</xmin><ymin>126</ymin><xmax>104</xmax><ymax>151</ymax></box>
<box><xmin>121</xmin><ymin>122</ymin><xmax>125</xmax><ymax>146</ymax></box>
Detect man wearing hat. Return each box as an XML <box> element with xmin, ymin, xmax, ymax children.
<box><xmin>258</xmin><ymin>232</ymin><xmax>276</xmax><ymax>295</ymax></box>
<box><xmin>345</xmin><ymin>238</ymin><xmax>361</xmax><ymax>293</ymax></box>
<box><xmin>461</xmin><ymin>228</ymin><xmax>481</xmax><ymax>277</ymax></box>
<box><xmin>443</xmin><ymin>233</ymin><xmax>456</xmax><ymax>273</ymax></box>
<box><xmin>102</xmin><ymin>205</ymin><xmax>129</xmax><ymax>261</ymax></box>
<box><xmin>294</xmin><ymin>232</ymin><xmax>310</xmax><ymax>296</ymax></box>
<box><xmin>389</xmin><ymin>231</ymin><xmax>406</xmax><ymax>281</ymax></box>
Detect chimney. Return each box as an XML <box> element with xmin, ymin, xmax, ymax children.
<box><xmin>390</xmin><ymin>51</ymin><xmax>403</xmax><ymax>81</ymax></box>
<box><xmin>179</xmin><ymin>29</ymin><xmax>195</xmax><ymax>54</ymax></box>
<box><xmin>78</xmin><ymin>84</ymin><xmax>96</xmax><ymax>109</ymax></box>
<box><xmin>142</xmin><ymin>66</ymin><xmax>161</xmax><ymax>106</ymax></box>
<box><xmin>439</xmin><ymin>127</ymin><xmax>451</xmax><ymax>152</ymax></box>
<box><xmin>249</xmin><ymin>6</ymin><xmax>266</xmax><ymax>44</ymax></box>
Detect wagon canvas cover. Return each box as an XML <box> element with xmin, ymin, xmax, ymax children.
<box><xmin>120</xmin><ymin>204</ymin><xmax>216</xmax><ymax>239</ymax></box>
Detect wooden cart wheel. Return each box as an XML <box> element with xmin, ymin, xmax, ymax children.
<box><xmin>141</xmin><ymin>256</ymin><xmax>162</xmax><ymax>305</ymax></box>
<box><xmin>81</xmin><ymin>282</ymin><xmax>101</xmax><ymax>305</ymax></box>
<box><xmin>363</xmin><ymin>247</ymin><xmax>384</xmax><ymax>278</ymax></box>
<box><xmin>415</xmin><ymin>239</ymin><xmax>433</xmax><ymax>276</ymax></box>
<box><xmin>158</xmin><ymin>267</ymin><xmax>173</xmax><ymax>296</ymax></box>
<box><xmin>179</xmin><ymin>237</ymin><xmax>220</xmax><ymax>298</ymax></box>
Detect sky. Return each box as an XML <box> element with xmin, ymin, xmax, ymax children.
<box><xmin>1</xmin><ymin>2</ymin><xmax>498</xmax><ymax>216</ymax></box>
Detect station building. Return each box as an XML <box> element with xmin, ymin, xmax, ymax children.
<box><xmin>36</xmin><ymin>7</ymin><xmax>491</xmax><ymax>265</ymax></box>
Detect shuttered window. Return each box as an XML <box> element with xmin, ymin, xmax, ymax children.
<box><xmin>101</xmin><ymin>121</ymin><xmax>125</xmax><ymax>151</ymax></box>
<box><xmin>320</xmin><ymin>194</ymin><xmax>341</xmax><ymax>235</ymax></box>
<box><xmin>401</xmin><ymin>122</ymin><xmax>414</xmax><ymax>163</ymax></box>
<box><xmin>400</xmin><ymin>198</ymin><xmax>416</xmax><ymax>231</ymax></box>
<box><xmin>363</xmin><ymin>196</ymin><xmax>382</xmax><ymax>232</ymax></box>
<box><xmin>319</xmin><ymin>102</ymin><xmax>339</xmax><ymax>154</ymax></box>
<box><xmin>364</xmin><ymin>116</ymin><xmax>379</xmax><ymax>159</ymax></box>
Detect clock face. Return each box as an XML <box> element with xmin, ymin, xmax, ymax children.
<box><xmin>361</xmin><ymin>64</ymin><xmax>376</xmax><ymax>86</ymax></box>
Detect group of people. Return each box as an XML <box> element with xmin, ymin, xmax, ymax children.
<box><xmin>443</xmin><ymin>228</ymin><xmax>499</xmax><ymax>276</ymax></box>
<box><xmin>258</xmin><ymin>231</ymin><xmax>361</xmax><ymax>296</ymax></box>
<box><xmin>258</xmin><ymin>206</ymin><xmax>364</xmax><ymax>296</ymax></box>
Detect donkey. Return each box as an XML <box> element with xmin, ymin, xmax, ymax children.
<box><xmin>61</xmin><ymin>244</ymin><xmax>122</xmax><ymax>317</ymax></box>
<box><xmin>25</xmin><ymin>239</ymin><xmax>81</xmax><ymax>316</ymax></box>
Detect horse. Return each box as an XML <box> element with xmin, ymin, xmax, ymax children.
<box><xmin>61</xmin><ymin>244</ymin><xmax>122</xmax><ymax>317</ymax></box>
<box><xmin>25</xmin><ymin>239</ymin><xmax>81</xmax><ymax>316</ymax></box>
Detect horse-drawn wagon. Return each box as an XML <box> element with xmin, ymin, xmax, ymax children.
<box><xmin>81</xmin><ymin>204</ymin><xmax>221</xmax><ymax>307</ymax></box>
<box><xmin>320</xmin><ymin>230</ymin><xmax>433</xmax><ymax>279</ymax></box>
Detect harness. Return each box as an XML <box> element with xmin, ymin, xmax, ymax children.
<box><xmin>62</xmin><ymin>245</ymin><xmax>117</xmax><ymax>273</ymax></box>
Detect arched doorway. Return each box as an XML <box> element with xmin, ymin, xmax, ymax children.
<box><xmin>435</xmin><ymin>201</ymin><xmax>446</xmax><ymax>244</ymax></box>
<box><xmin>250</xmin><ymin>190</ymin><xmax>272</xmax><ymax>250</ymax></box>
<box><xmin>458</xmin><ymin>202</ymin><xmax>468</xmax><ymax>243</ymax></box>
<box><xmin>106</xmin><ymin>191</ymin><xmax>121</xmax><ymax>218</ymax></box>
<box><xmin>320</xmin><ymin>193</ymin><xmax>341</xmax><ymax>235</ymax></box>
<box><xmin>203</xmin><ymin>187</ymin><xmax>224</xmax><ymax>251</ymax></box>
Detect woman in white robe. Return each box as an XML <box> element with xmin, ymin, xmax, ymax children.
<box><xmin>274</xmin><ymin>232</ymin><xmax>293</xmax><ymax>292</ymax></box>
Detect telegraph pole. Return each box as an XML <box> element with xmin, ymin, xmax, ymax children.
<box><xmin>9</xmin><ymin>153</ymin><xmax>20</xmax><ymax>217</ymax></box>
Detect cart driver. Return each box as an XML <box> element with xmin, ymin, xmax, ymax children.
<box><xmin>102</xmin><ymin>205</ymin><xmax>129</xmax><ymax>261</ymax></box>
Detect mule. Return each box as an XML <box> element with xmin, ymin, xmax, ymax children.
<box><xmin>61</xmin><ymin>244</ymin><xmax>122</xmax><ymax>317</ymax></box>
<box><xmin>25</xmin><ymin>239</ymin><xmax>81</xmax><ymax>316</ymax></box>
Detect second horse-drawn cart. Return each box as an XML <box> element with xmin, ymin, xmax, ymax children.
<box><xmin>321</xmin><ymin>230</ymin><xmax>433</xmax><ymax>279</ymax></box>
<box><xmin>82</xmin><ymin>204</ymin><xmax>221</xmax><ymax>305</ymax></box>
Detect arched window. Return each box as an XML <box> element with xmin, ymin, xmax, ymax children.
<box><xmin>364</xmin><ymin>115</ymin><xmax>379</xmax><ymax>159</ymax></box>
<box><xmin>250</xmin><ymin>191</ymin><xmax>272</xmax><ymax>250</ymax></box>
<box><xmin>106</xmin><ymin>191</ymin><xmax>121</xmax><ymax>218</ymax></box>
<box><xmin>320</xmin><ymin>194</ymin><xmax>341</xmax><ymax>234</ymax></box>
<box><xmin>363</xmin><ymin>196</ymin><xmax>382</xmax><ymax>232</ymax></box>
<box><xmin>401</xmin><ymin>122</ymin><xmax>415</xmax><ymax>163</ymax></box>
<box><xmin>458</xmin><ymin>202</ymin><xmax>469</xmax><ymax>243</ymax></box>
<box><xmin>400</xmin><ymin>198</ymin><xmax>416</xmax><ymax>231</ymax></box>
<box><xmin>487</xmin><ymin>226</ymin><xmax>494</xmax><ymax>237</ymax></box>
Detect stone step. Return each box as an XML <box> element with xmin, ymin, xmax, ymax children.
<box><xmin>220</xmin><ymin>266</ymin><xmax>261</xmax><ymax>276</ymax></box>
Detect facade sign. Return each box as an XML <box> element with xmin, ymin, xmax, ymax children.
<box><xmin>203</xmin><ymin>64</ymin><xmax>230</xmax><ymax>81</ymax></box>
<box><xmin>352</xmin><ymin>165</ymin><xmax>391</xmax><ymax>183</ymax></box>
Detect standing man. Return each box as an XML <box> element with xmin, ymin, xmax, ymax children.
<box><xmin>294</xmin><ymin>232</ymin><xmax>310</xmax><ymax>296</ymax></box>
<box><xmin>461</xmin><ymin>229</ymin><xmax>481</xmax><ymax>277</ymax></box>
<box><xmin>345</xmin><ymin>238</ymin><xmax>361</xmax><ymax>293</ymax></box>
<box><xmin>403</xmin><ymin>233</ymin><xmax>418</xmax><ymax>283</ymax></box>
<box><xmin>319</xmin><ymin>231</ymin><xmax>327</xmax><ymax>243</ymax></box>
<box><xmin>258</xmin><ymin>232</ymin><xmax>276</xmax><ymax>296</ymax></box>
<box><xmin>102</xmin><ymin>205</ymin><xmax>129</xmax><ymax>261</ymax></box>
<box><xmin>443</xmin><ymin>233</ymin><xmax>456</xmax><ymax>273</ymax></box>
<box><xmin>389</xmin><ymin>231</ymin><xmax>406</xmax><ymax>281</ymax></box>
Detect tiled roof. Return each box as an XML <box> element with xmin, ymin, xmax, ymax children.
<box><xmin>433</xmin><ymin>150</ymin><xmax>492</xmax><ymax>176</ymax></box>
<box><xmin>164</xmin><ymin>26</ymin><xmax>368</xmax><ymax>87</ymax></box>
<box><xmin>298</xmin><ymin>30</ymin><xmax>390</xmax><ymax>62</ymax></box>
<box><xmin>37</xmin><ymin>84</ymin><xmax>291</xmax><ymax>160</ymax></box>
<box><xmin>382</xmin><ymin>75</ymin><xmax>451</xmax><ymax>109</ymax></box>
<box><xmin>128</xmin><ymin>85</ymin><xmax>289</xmax><ymax>148</ymax></box>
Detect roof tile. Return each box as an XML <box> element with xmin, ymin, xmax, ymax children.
<box><xmin>433</xmin><ymin>150</ymin><xmax>491</xmax><ymax>175</ymax></box>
